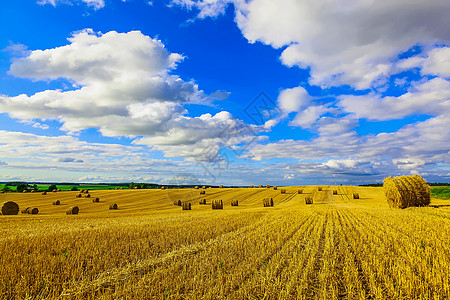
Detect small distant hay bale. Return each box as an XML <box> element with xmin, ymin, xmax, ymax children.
<box><xmin>21</xmin><ymin>207</ymin><xmax>30</xmax><ymax>214</ymax></box>
<box><xmin>353</xmin><ymin>193</ymin><xmax>359</xmax><ymax>199</ymax></box>
<box><xmin>31</xmin><ymin>190</ymin><xmax>35</xmax><ymax>193</ymax></box>
<box><xmin>200</xmin><ymin>190</ymin><xmax>206</xmax><ymax>195</ymax></box>
<box><xmin>298</xmin><ymin>189</ymin><xmax>303</xmax><ymax>194</ymax></box>
<box><xmin>66</xmin><ymin>206</ymin><xmax>79</xmax><ymax>215</ymax></box>
<box><xmin>202</xmin><ymin>186</ymin><xmax>206</xmax><ymax>189</ymax></box>
<box><xmin>57</xmin><ymin>189</ymin><xmax>61</xmax><ymax>192</ymax></box>
<box><xmin>92</xmin><ymin>198</ymin><xmax>99</xmax><ymax>203</ymax></box>
<box><xmin>52</xmin><ymin>200</ymin><xmax>60</xmax><ymax>205</ymax></box>
<box><xmin>115</xmin><ymin>188</ymin><xmax>118</xmax><ymax>190</ymax></box>
<box><xmin>219</xmin><ymin>185</ymin><xmax>223</xmax><ymax>188</ymax></box>
<box><xmin>280</xmin><ymin>189</ymin><xmax>286</xmax><ymax>194</ymax></box>
<box><xmin>76</xmin><ymin>193</ymin><xmax>82</xmax><ymax>198</ymax></box>
<box><xmin>263</xmin><ymin>198</ymin><xmax>274</xmax><ymax>207</ymax></box>
<box><xmin>28</xmin><ymin>207</ymin><xmax>39</xmax><ymax>214</ymax></box>
<box><xmin>23</xmin><ymin>190</ymin><xmax>28</xmax><ymax>193</ymax></box>
<box><xmin>258</xmin><ymin>185</ymin><xmax>263</xmax><ymax>188</ymax></box>
<box><xmin>195</xmin><ymin>186</ymin><xmax>199</xmax><ymax>189</ymax></box>
<box><xmin>317</xmin><ymin>187</ymin><xmax>323</xmax><ymax>191</ymax></box>
<box><xmin>174</xmin><ymin>200</ymin><xmax>182</xmax><ymax>206</ymax></box>
<box><xmin>250</xmin><ymin>185</ymin><xmax>254</xmax><ymax>188</ymax></box>
<box><xmin>199</xmin><ymin>199</ymin><xmax>206</xmax><ymax>205</ymax></box>
<box><xmin>266</xmin><ymin>185</ymin><xmax>271</xmax><ymax>188</ymax></box>
<box><xmin>1</xmin><ymin>201</ymin><xmax>19</xmax><ymax>215</ymax></box>
<box><xmin>134</xmin><ymin>186</ymin><xmax>138</xmax><ymax>189</ymax></box>
<box><xmin>42</xmin><ymin>191</ymin><xmax>47</xmax><ymax>195</ymax></box>
<box><xmin>120</xmin><ymin>187</ymin><xmax>123</xmax><ymax>190</ymax></box>
<box><xmin>231</xmin><ymin>199</ymin><xmax>239</xmax><ymax>206</ymax></box>
<box><xmin>333</xmin><ymin>190</ymin><xmax>338</xmax><ymax>195</ymax></box>
<box><xmin>212</xmin><ymin>200</ymin><xmax>223</xmax><ymax>209</ymax></box>
<box><xmin>383</xmin><ymin>175</ymin><xmax>430</xmax><ymax>209</ymax></box>
<box><xmin>273</xmin><ymin>186</ymin><xmax>277</xmax><ymax>190</ymax></box>
<box><xmin>182</xmin><ymin>202</ymin><xmax>191</xmax><ymax>210</ymax></box>
<box><xmin>52</xmin><ymin>189</ymin><xmax>57</xmax><ymax>193</ymax></box>
<box><xmin>160</xmin><ymin>186</ymin><xmax>165</xmax><ymax>190</ymax></box>
<box><xmin>84</xmin><ymin>194</ymin><xmax>91</xmax><ymax>198</ymax></box>
<box><xmin>109</xmin><ymin>203</ymin><xmax>118</xmax><ymax>210</ymax></box>
<box><xmin>305</xmin><ymin>197</ymin><xmax>313</xmax><ymax>204</ymax></box>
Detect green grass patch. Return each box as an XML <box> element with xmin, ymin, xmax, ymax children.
<box><xmin>431</xmin><ymin>186</ymin><xmax>450</xmax><ymax>199</ymax></box>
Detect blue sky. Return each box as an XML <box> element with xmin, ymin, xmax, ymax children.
<box><xmin>0</xmin><ymin>0</ymin><xmax>449</xmax><ymax>185</ymax></box>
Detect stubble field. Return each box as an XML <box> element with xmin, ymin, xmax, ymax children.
<box><xmin>1</xmin><ymin>186</ymin><xmax>450</xmax><ymax>299</ymax></box>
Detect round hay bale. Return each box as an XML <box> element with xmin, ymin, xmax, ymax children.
<box><xmin>333</xmin><ymin>190</ymin><xmax>338</xmax><ymax>195</ymax></box>
<box><xmin>280</xmin><ymin>189</ymin><xmax>286</xmax><ymax>194</ymax></box>
<box><xmin>109</xmin><ymin>203</ymin><xmax>118</xmax><ymax>210</ymax></box>
<box><xmin>52</xmin><ymin>200</ymin><xmax>60</xmax><ymax>205</ymax></box>
<box><xmin>92</xmin><ymin>198</ymin><xmax>100</xmax><ymax>203</ymax></box>
<box><xmin>305</xmin><ymin>196</ymin><xmax>313</xmax><ymax>204</ymax></box>
<box><xmin>231</xmin><ymin>199</ymin><xmax>238</xmax><ymax>206</ymax></box>
<box><xmin>66</xmin><ymin>206</ymin><xmax>79</xmax><ymax>215</ymax></box>
<box><xmin>383</xmin><ymin>175</ymin><xmax>430</xmax><ymax>208</ymax></box>
<box><xmin>353</xmin><ymin>193</ymin><xmax>359</xmax><ymax>199</ymax></box>
<box><xmin>160</xmin><ymin>186</ymin><xmax>165</xmax><ymax>190</ymax></box>
<box><xmin>182</xmin><ymin>202</ymin><xmax>191</xmax><ymax>210</ymax></box>
<box><xmin>250</xmin><ymin>185</ymin><xmax>254</xmax><ymax>188</ymax></box>
<box><xmin>42</xmin><ymin>191</ymin><xmax>47</xmax><ymax>195</ymax></box>
<box><xmin>31</xmin><ymin>190</ymin><xmax>35</xmax><ymax>193</ymax></box>
<box><xmin>199</xmin><ymin>199</ymin><xmax>206</xmax><ymax>205</ymax></box>
<box><xmin>1</xmin><ymin>201</ymin><xmax>19</xmax><ymax>215</ymax></box>
<box><xmin>317</xmin><ymin>187</ymin><xmax>323</xmax><ymax>191</ymax></box>
<box><xmin>57</xmin><ymin>189</ymin><xmax>61</xmax><ymax>192</ymax></box>
<box><xmin>219</xmin><ymin>185</ymin><xmax>223</xmax><ymax>188</ymax></box>
<box><xmin>28</xmin><ymin>207</ymin><xmax>39</xmax><ymax>215</ymax></box>
<box><xmin>202</xmin><ymin>186</ymin><xmax>206</xmax><ymax>189</ymax></box>
<box><xmin>115</xmin><ymin>188</ymin><xmax>118</xmax><ymax>190</ymax></box>
<box><xmin>21</xmin><ymin>207</ymin><xmax>30</xmax><ymax>214</ymax></box>
<box><xmin>298</xmin><ymin>189</ymin><xmax>303</xmax><ymax>194</ymax></box>
<box><xmin>200</xmin><ymin>190</ymin><xmax>206</xmax><ymax>195</ymax></box>
<box><xmin>84</xmin><ymin>194</ymin><xmax>91</xmax><ymax>198</ymax></box>
<box><xmin>258</xmin><ymin>185</ymin><xmax>263</xmax><ymax>188</ymax></box>
<box><xmin>212</xmin><ymin>199</ymin><xmax>223</xmax><ymax>209</ymax></box>
<box><xmin>120</xmin><ymin>187</ymin><xmax>123</xmax><ymax>190</ymax></box>
<box><xmin>52</xmin><ymin>189</ymin><xmax>57</xmax><ymax>193</ymax></box>
<box><xmin>76</xmin><ymin>193</ymin><xmax>82</xmax><ymax>198</ymax></box>
<box><xmin>195</xmin><ymin>186</ymin><xmax>199</xmax><ymax>189</ymax></box>
<box><xmin>273</xmin><ymin>186</ymin><xmax>277</xmax><ymax>190</ymax></box>
<box><xmin>263</xmin><ymin>198</ymin><xmax>274</xmax><ymax>207</ymax></box>
<box><xmin>23</xmin><ymin>190</ymin><xmax>28</xmax><ymax>193</ymax></box>
<box><xmin>266</xmin><ymin>185</ymin><xmax>271</xmax><ymax>188</ymax></box>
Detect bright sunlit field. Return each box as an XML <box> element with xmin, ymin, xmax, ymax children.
<box><xmin>1</xmin><ymin>186</ymin><xmax>450</xmax><ymax>299</ymax></box>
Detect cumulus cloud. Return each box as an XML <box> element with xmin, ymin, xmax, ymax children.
<box><xmin>0</xmin><ymin>29</ymin><xmax>258</xmax><ymax>161</ymax></box>
<box><xmin>173</xmin><ymin>0</ymin><xmax>450</xmax><ymax>90</ymax></box>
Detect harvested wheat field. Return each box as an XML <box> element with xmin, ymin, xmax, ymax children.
<box><xmin>1</xmin><ymin>186</ymin><xmax>450</xmax><ymax>299</ymax></box>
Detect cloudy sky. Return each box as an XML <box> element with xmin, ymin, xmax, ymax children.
<box><xmin>0</xmin><ymin>0</ymin><xmax>449</xmax><ymax>185</ymax></box>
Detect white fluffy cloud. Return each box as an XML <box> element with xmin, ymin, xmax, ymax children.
<box><xmin>0</xmin><ymin>29</ymin><xmax>260</xmax><ymax>161</ymax></box>
<box><xmin>174</xmin><ymin>0</ymin><xmax>450</xmax><ymax>90</ymax></box>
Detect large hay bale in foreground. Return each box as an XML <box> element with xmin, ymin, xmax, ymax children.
<box><xmin>109</xmin><ymin>203</ymin><xmax>118</xmax><ymax>210</ymax></box>
<box><xmin>231</xmin><ymin>199</ymin><xmax>239</xmax><ymax>206</ymax></box>
<box><xmin>182</xmin><ymin>202</ymin><xmax>191</xmax><ymax>210</ymax></box>
<box><xmin>66</xmin><ymin>206</ymin><xmax>79</xmax><ymax>215</ymax></box>
<box><xmin>263</xmin><ymin>198</ymin><xmax>274</xmax><ymax>207</ymax></box>
<box><xmin>280</xmin><ymin>189</ymin><xmax>286</xmax><ymax>194</ymax></box>
<box><xmin>383</xmin><ymin>175</ymin><xmax>430</xmax><ymax>209</ymax></box>
<box><xmin>305</xmin><ymin>197</ymin><xmax>313</xmax><ymax>204</ymax></box>
<box><xmin>1</xmin><ymin>201</ymin><xmax>19</xmax><ymax>215</ymax></box>
<box><xmin>200</xmin><ymin>190</ymin><xmax>206</xmax><ymax>195</ymax></box>
<box><xmin>52</xmin><ymin>200</ymin><xmax>60</xmax><ymax>205</ymax></box>
<box><xmin>212</xmin><ymin>200</ymin><xmax>223</xmax><ymax>209</ymax></box>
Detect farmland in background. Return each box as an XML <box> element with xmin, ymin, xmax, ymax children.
<box><xmin>1</xmin><ymin>186</ymin><xmax>450</xmax><ymax>299</ymax></box>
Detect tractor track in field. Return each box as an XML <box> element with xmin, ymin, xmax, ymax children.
<box><xmin>224</xmin><ymin>214</ymin><xmax>314</xmax><ymax>298</ymax></box>
<box><xmin>59</xmin><ymin>210</ymin><xmax>276</xmax><ymax>298</ymax></box>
